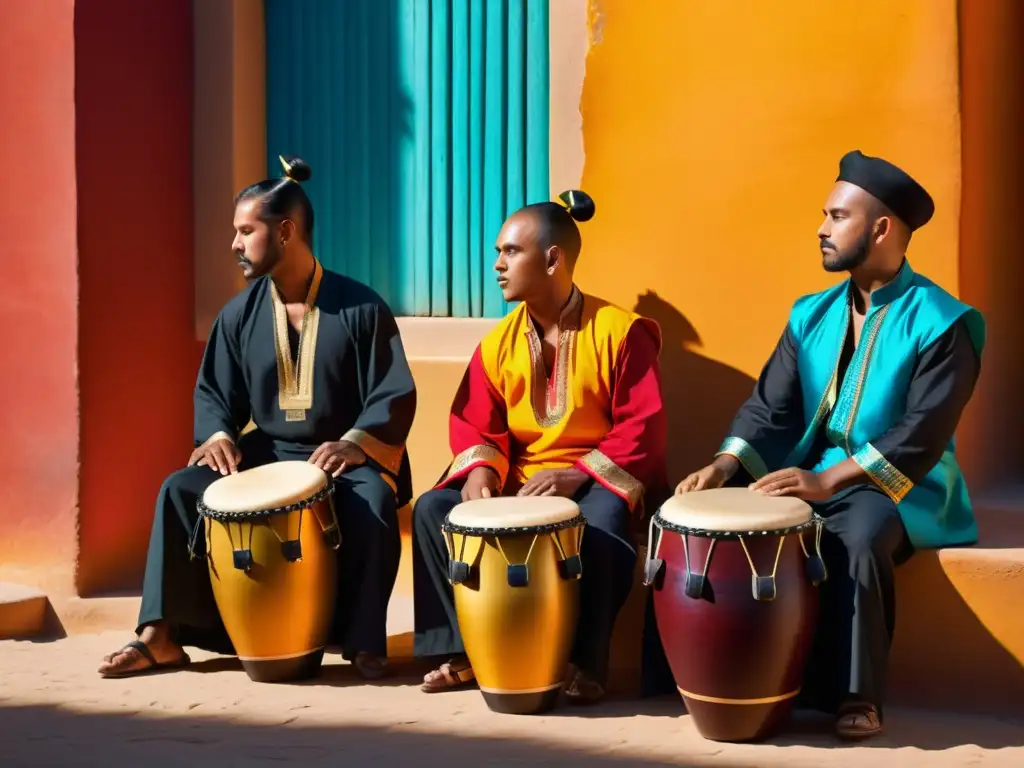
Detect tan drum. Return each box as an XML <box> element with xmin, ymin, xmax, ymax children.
<box><xmin>645</xmin><ymin>488</ymin><xmax>826</xmax><ymax>742</ymax></box>
<box><xmin>198</xmin><ymin>461</ymin><xmax>341</xmax><ymax>683</ymax></box>
<box><xmin>443</xmin><ymin>496</ymin><xmax>586</xmax><ymax>714</ymax></box>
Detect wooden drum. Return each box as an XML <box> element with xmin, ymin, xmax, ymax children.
<box><xmin>645</xmin><ymin>488</ymin><xmax>827</xmax><ymax>742</ymax></box>
<box><xmin>443</xmin><ymin>496</ymin><xmax>587</xmax><ymax>715</ymax></box>
<box><xmin>198</xmin><ymin>461</ymin><xmax>341</xmax><ymax>683</ymax></box>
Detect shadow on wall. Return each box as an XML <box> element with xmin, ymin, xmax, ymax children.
<box><xmin>633</xmin><ymin>292</ymin><xmax>756</xmax><ymax>485</ymax></box>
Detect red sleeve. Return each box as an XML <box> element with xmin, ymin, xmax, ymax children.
<box><xmin>575</xmin><ymin>319</ymin><xmax>667</xmax><ymax>512</ymax></box>
<box><xmin>436</xmin><ymin>345</ymin><xmax>512</xmax><ymax>490</ymax></box>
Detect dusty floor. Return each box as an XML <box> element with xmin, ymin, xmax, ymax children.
<box><xmin>1</xmin><ymin>633</ymin><xmax>1022</xmax><ymax>767</ymax></box>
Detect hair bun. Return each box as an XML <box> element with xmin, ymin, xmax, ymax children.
<box><xmin>558</xmin><ymin>189</ymin><xmax>595</xmax><ymax>222</ymax></box>
<box><xmin>279</xmin><ymin>154</ymin><xmax>313</xmax><ymax>183</ymax></box>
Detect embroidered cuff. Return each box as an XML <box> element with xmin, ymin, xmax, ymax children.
<box><xmin>445</xmin><ymin>445</ymin><xmax>509</xmax><ymax>490</ymax></box>
<box><xmin>853</xmin><ymin>443</ymin><xmax>913</xmax><ymax>503</ymax></box>
<box><xmin>342</xmin><ymin>429</ymin><xmax>405</xmax><ymax>476</ymax></box>
<box><xmin>715</xmin><ymin>436</ymin><xmax>769</xmax><ymax>480</ymax></box>
<box><xmin>577</xmin><ymin>450</ymin><xmax>644</xmax><ymax>511</ymax></box>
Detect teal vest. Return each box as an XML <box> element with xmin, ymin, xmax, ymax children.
<box><xmin>785</xmin><ymin>261</ymin><xmax>985</xmax><ymax>549</ymax></box>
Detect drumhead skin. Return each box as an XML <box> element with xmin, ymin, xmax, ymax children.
<box><xmin>446</xmin><ymin>496</ymin><xmax>581</xmax><ymax>531</ymax></box>
<box><xmin>202</xmin><ymin>460</ymin><xmax>328</xmax><ymax>513</ymax></box>
<box><xmin>658</xmin><ymin>488</ymin><xmax>812</xmax><ymax>533</ymax></box>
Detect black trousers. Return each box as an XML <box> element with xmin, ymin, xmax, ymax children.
<box><xmin>641</xmin><ymin>483</ymin><xmax>912</xmax><ymax>714</ymax></box>
<box><xmin>412</xmin><ymin>479</ymin><xmax>637</xmax><ymax>686</ymax></box>
<box><xmin>136</xmin><ymin>431</ymin><xmax>402</xmax><ymax>658</ymax></box>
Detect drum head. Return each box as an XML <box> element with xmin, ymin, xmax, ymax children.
<box><xmin>202</xmin><ymin>461</ymin><xmax>329</xmax><ymax>514</ymax></box>
<box><xmin>446</xmin><ymin>496</ymin><xmax>581</xmax><ymax>532</ymax></box>
<box><xmin>658</xmin><ymin>488</ymin><xmax>812</xmax><ymax>533</ymax></box>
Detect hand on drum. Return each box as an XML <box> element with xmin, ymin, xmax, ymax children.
<box><xmin>750</xmin><ymin>467</ymin><xmax>833</xmax><ymax>502</ymax></box>
<box><xmin>188</xmin><ymin>438</ymin><xmax>242</xmax><ymax>476</ymax></box>
<box><xmin>516</xmin><ymin>468</ymin><xmax>589</xmax><ymax>499</ymax></box>
<box><xmin>675</xmin><ymin>455</ymin><xmax>737</xmax><ymax>494</ymax></box>
<box><xmin>461</xmin><ymin>466</ymin><xmax>500</xmax><ymax>502</ymax></box>
<box><xmin>309</xmin><ymin>440</ymin><xmax>367</xmax><ymax>477</ymax></box>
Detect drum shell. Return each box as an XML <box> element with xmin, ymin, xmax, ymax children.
<box><xmin>652</xmin><ymin>525</ymin><xmax>818</xmax><ymax>742</ymax></box>
<box><xmin>206</xmin><ymin>498</ymin><xmax>337</xmax><ymax>683</ymax></box>
<box><xmin>448</xmin><ymin>524</ymin><xmax>583</xmax><ymax>715</ymax></box>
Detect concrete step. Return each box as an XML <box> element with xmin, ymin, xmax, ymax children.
<box><xmin>0</xmin><ymin>583</ymin><xmax>49</xmax><ymax>639</ymax></box>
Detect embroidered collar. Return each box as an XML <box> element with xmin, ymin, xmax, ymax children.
<box><xmin>862</xmin><ymin>258</ymin><xmax>915</xmax><ymax>308</ymax></box>
<box><xmin>524</xmin><ymin>284</ymin><xmax>584</xmax><ymax>335</ymax></box>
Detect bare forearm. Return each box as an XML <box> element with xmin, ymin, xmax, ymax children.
<box><xmin>820</xmin><ymin>458</ymin><xmax>868</xmax><ymax>496</ymax></box>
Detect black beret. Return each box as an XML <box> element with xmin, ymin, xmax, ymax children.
<box><xmin>836</xmin><ymin>150</ymin><xmax>935</xmax><ymax>231</ymax></box>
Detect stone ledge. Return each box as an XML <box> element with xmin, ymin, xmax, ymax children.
<box><xmin>0</xmin><ymin>583</ymin><xmax>49</xmax><ymax>640</ymax></box>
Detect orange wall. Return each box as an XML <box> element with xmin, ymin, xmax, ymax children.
<box><xmin>956</xmin><ymin>0</ymin><xmax>1024</xmax><ymax>492</ymax></box>
<box><xmin>0</xmin><ymin>1</ymin><xmax>80</xmax><ymax>593</ymax></box>
<box><xmin>76</xmin><ymin>0</ymin><xmax>199</xmax><ymax>595</ymax></box>
<box><xmin>574</xmin><ymin>0</ymin><xmax>963</xmax><ymax>483</ymax></box>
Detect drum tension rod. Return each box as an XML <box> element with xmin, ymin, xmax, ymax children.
<box><xmin>642</xmin><ymin>518</ymin><xmax>665</xmax><ymax>588</ymax></box>
<box><xmin>682</xmin><ymin>534</ymin><xmax>716</xmax><ymax>600</ymax></box>
<box><xmin>798</xmin><ymin>523</ymin><xmax>829</xmax><ymax>585</ymax></box>
<box><xmin>739</xmin><ymin>535</ymin><xmax>786</xmax><ymax>601</ymax></box>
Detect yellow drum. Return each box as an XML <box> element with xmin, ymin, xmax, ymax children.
<box><xmin>443</xmin><ymin>496</ymin><xmax>586</xmax><ymax>714</ymax></box>
<box><xmin>198</xmin><ymin>461</ymin><xmax>341</xmax><ymax>683</ymax></box>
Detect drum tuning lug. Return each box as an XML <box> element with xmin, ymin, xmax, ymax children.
<box><xmin>559</xmin><ymin>554</ymin><xmax>583</xmax><ymax>580</ymax></box>
<box><xmin>323</xmin><ymin>525</ymin><xmax>342</xmax><ymax>551</ymax></box>
<box><xmin>752</xmin><ymin>575</ymin><xmax>777</xmax><ymax>601</ymax></box>
<box><xmin>805</xmin><ymin>555</ymin><xmax>828</xmax><ymax>585</ymax></box>
<box><xmin>281</xmin><ymin>540</ymin><xmax>303</xmax><ymax>563</ymax></box>
<box><xmin>506</xmin><ymin>564</ymin><xmax>530</xmax><ymax>588</ymax></box>
<box><xmin>448</xmin><ymin>560</ymin><xmax>471</xmax><ymax>584</ymax></box>
<box><xmin>643</xmin><ymin>557</ymin><xmax>664</xmax><ymax>588</ymax></box>
<box><xmin>684</xmin><ymin>572</ymin><xmax>705</xmax><ymax>599</ymax></box>
<box><xmin>232</xmin><ymin>549</ymin><xmax>254</xmax><ymax>572</ymax></box>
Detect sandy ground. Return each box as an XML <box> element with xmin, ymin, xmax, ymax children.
<box><xmin>1</xmin><ymin>633</ymin><xmax>1022</xmax><ymax>767</ymax></box>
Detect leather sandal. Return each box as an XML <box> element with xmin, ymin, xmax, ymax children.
<box><xmin>99</xmin><ymin>640</ymin><xmax>190</xmax><ymax>679</ymax></box>
<box><xmin>421</xmin><ymin>660</ymin><xmax>475</xmax><ymax>693</ymax></box>
<box><xmin>563</xmin><ymin>664</ymin><xmax>606</xmax><ymax>705</ymax></box>
<box><xmin>835</xmin><ymin>701</ymin><xmax>883</xmax><ymax>740</ymax></box>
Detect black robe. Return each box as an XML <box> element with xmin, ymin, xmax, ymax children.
<box><xmin>137</xmin><ymin>262</ymin><xmax>416</xmax><ymax>659</ymax></box>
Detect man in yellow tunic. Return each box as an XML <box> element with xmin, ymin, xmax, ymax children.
<box><xmin>412</xmin><ymin>191</ymin><xmax>668</xmax><ymax>704</ymax></box>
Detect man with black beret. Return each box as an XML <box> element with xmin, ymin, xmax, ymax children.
<box><xmin>671</xmin><ymin>150</ymin><xmax>986</xmax><ymax>739</ymax></box>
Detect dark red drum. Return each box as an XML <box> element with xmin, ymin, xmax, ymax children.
<box><xmin>645</xmin><ymin>488</ymin><xmax>827</xmax><ymax>742</ymax></box>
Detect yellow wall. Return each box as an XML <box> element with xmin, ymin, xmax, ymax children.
<box><xmin>573</xmin><ymin>0</ymin><xmax>962</xmax><ymax>482</ymax></box>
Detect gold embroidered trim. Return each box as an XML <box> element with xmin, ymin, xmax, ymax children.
<box><xmin>525</xmin><ymin>286</ymin><xmax>583</xmax><ymax>428</ymax></box>
<box><xmin>837</xmin><ymin>304</ymin><xmax>892</xmax><ymax>455</ymax></box>
<box><xmin>270</xmin><ymin>259</ymin><xmax>324</xmax><ymax>419</ymax></box>
<box><xmin>342</xmin><ymin>428</ymin><xmax>405</xmax><ymax>476</ymax></box>
<box><xmin>448</xmin><ymin>445</ymin><xmax>509</xmax><ymax>489</ymax></box>
<box><xmin>579</xmin><ymin>449</ymin><xmax>643</xmax><ymax>510</ymax></box>
<box><xmin>715</xmin><ymin>437</ymin><xmax>768</xmax><ymax>480</ymax></box>
<box><xmin>853</xmin><ymin>442</ymin><xmax>913</xmax><ymax>503</ymax></box>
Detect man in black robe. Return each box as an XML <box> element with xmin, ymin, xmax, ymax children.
<box><xmin>644</xmin><ymin>151</ymin><xmax>985</xmax><ymax>740</ymax></box>
<box><xmin>98</xmin><ymin>156</ymin><xmax>416</xmax><ymax>680</ymax></box>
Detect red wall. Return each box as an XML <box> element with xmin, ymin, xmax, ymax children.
<box><xmin>75</xmin><ymin>0</ymin><xmax>199</xmax><ymax>595</ymax></box>
<box><xmin>0</xmin><ymin>1</ymin><xmax>80</xmax><ymax>593</ymax></box>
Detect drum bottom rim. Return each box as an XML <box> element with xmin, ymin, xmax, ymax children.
<box><xmin>477</xmin><ymin>681</ymin><xmax>563</xmax><ymax>695</ymax></box>
<box><xmin>676</xmin><ymin>685</ymin><xmax>801</xmax><ymax>705</ymax></box>
<box><xmin>237</xmin><ymin>646</ymin><xmax>325</xmax><ymax>662</ymax></box>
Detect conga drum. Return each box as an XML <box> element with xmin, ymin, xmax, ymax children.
<box><xmin>644</xmin><ymin>488</ymin><xmax>827</xmax><ymax>742</ymax></box>
<box><xmin>198</xmin><ymin>461</ymin><xmax>341</xmax><ymax>683</ymax></box>
<box><xmin>443</xmin><ymin>496</ymin><xmax>587</xmax><ymax>715</ymax></box>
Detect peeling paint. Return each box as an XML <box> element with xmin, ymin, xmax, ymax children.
<box><xmin>588</xmin><ymin>0</ymin><xmax>605</xmax><ymax>46</ymax></box>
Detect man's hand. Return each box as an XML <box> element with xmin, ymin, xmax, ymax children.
<box><xmin>461</xmin><ymin>466</ymin><xmax>500</xmax><ymax>502</ymax></box>
<box><xmin>516</xmin><ymin>468</ymin><xmax>589</xmax><ymax>499</ymax></box>
<box><xmin>188</xmin><ymin>438</ymin><xmax>241</xmax><ymax>476</ymax></box>
<box><xmin>309</xmin><ymin>440</ymin><xmax>367</xmax><ymax>477</ymax></box>
<box><xmin>750</xmin><ymin>467</ymin><xmax>833</xmax><ymax>503</ymax></box>
<box><xmin>675</xmin><ymin>455</ymin><xmax>738</xmax><ymax>494</ymax></box>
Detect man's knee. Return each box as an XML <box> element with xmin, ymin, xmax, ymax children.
<box><xmin>839</xmin><ymin>505</ymin><xmax>905</xmax><ymax>563</ymax></box>
<box><xmin>577</xmin><ymin>484</ymin><xmax>634</xmax><ymax>553</ymax></box>
<box><xmin>412</xmin><ymin>489</ymin><xmax>459</xmax><ymax>539</ymax></box>
<box><xmin>159</xmin><ymin>464</ymin><xmax>220</xmax><ymax>502</ymax></box>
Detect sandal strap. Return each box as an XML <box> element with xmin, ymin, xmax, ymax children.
<box><xmin>122</xmin><ymin>640</ymin><xmax>157</xmax><ymax>667</ymax></box>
